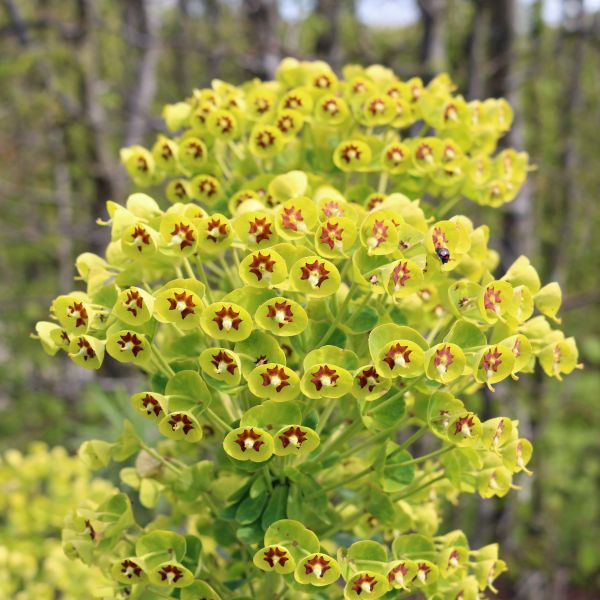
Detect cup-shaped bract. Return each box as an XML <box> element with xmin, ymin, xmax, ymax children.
<box><xmin>239</xmin><ymin>249</ymin><xmax>288</xmax><ymax>288</ymax></box>
<box><xmin>106</xmin><ymin>330</ymin><xmax>152</xmax><ymax>367</ymax></box>
<box><xmin>273</xmin><ymin>425</ymin><xmax>320</xmax><ymax>456</ymax></box>
<box><xmin>223</xmin><ymin>426</ymin><xmax>274</xmax><ymax>462</ymax></box>
<box><xmin>131</xmin><ymin>392</ymin><xmax>168</xmax><ymax>422</ymax></box>
<box><xmin>295</xmin><ymin>553</ymin><xmax>341</xmax><ymax>586</ymax></box>
<box><xmin>255</xmin><ymin>296</ymin><xmax>308</xmax><ymax>336</ymax></box>
<box><xmin>158</xmin><ymin>411</ymin><xmax>203</xmax><ymax>443</ymax></box>
<box><xmin>200</xmin><ymin>302</ymin><xmax>253</xmax><ymax>342</ymax></box>
<box><xmin>247</xmin><ymin>363</ymin><xmax>300</xmax><ymax>401</ymax></box>
<box><xmin>113</xmin><ymin>287</ymin><xmax>154</xmax><ymax>326</ymax></box>
<box><xmin>154</xmin><ymin>286</ymin><xmax>203</xmax><ymax>330</ymax></box>
<box><xmin>344</xmin><ymin>570</ymin><xmax>390</xmax><ymax>600</ymax></box>
<box><xmin>148</xmin><ymin>561</ymin><xmax>194</xmax><ymax>588</ymax></box>
<box><xmin>290</xmin><ymin>255</ymin><xmax>341</xmax><ymax>297</ymax></box>
<box><xmin>199</xmin><ymin>347</ymin><xmax>241</xmax><ymax>386</ymax></box>
<box><xmin>253</xmin><ymin>545</ymin><xmax>296</xmax><ymax>574</ymax></box>
<box><xmin>424</xmin><ymin>343</ymin><xmax>466</xmax><ymax>384</ymax></box>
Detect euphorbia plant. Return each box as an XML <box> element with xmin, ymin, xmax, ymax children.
<box><xmin>35</xmin><ymin>58</ymin><xmax>580</xmax><ymax>599</ymax></box>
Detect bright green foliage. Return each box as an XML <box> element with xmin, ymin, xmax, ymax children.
<box><xmin>35</xmin><ymin>58</ymin><xmax>581</xmax><ymax>598</ymax></box>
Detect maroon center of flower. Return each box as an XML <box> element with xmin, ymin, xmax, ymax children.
<box><xmin>206</xmin><ymin>218</ymin><xmax>228</xmax><ymax>242</ymax></box>
<box><xmin>432</xmin><ymin>227</ymin><xmax>448</xmax><ymax>250</ymax></box>
<box><xmin>386</xmin><ymin>85</ymin><xmax>401</xmax><ymax>99</ymax></box>
<box><xmin>266</xmin><ymin>301</ymin><xmax>294</xmax><ymax>328</ymax></box>
<box><xmin>167</xmin><ymin>291</ymin><xmax>197</xmax><ymax>319</ymax></box>
<box><xmin>392</xmin><ymin>261</ymin><xmax>411</xmax><ymax>289</ymax></box>
<box><xmin>160</xmin><ymin>143</ymin><xmax>173</xmax><ymax>160</ymax></box>
<box><xmin>492</xmin><ymin>419</ymin><xmax>505</xmax><ymax>447</ymax></box>
<box><xmin>300</xmin><ymin>260</ymin><xmax>330</xmax><ymax>288</ymax></box>
<box><xmin>322</xmin><ymin>200</ymin><xmax>344</xmax><ymax>218</ymax></box>
<box><xmin>255</xmin><ymin>354</ymin><xmax>269</xmax><ymax>366</ymax></box>
<box><xmin>352</xmin><ymin>573</ymin><xmax>377</xmax><ymax>595</ymax></box>
<box><xmin>444</xmin><ymin>103</ymin><xmax>458</xmax><ymax>123</ymax></box>
<box><xmin>263</xmin><ymin>546</ymin><xmax>289</xmax><ymax>568</ymax></box>
<box><xmin>281</xmin><ymin>206</ymin><xmax>304</xmax><ymax>231</ymax></box>
<box><xmin>77</xmin><ymin>337</ymin><xmax>95</xmax><ymax>361</ymax></box>
<box><xmin>416</xmin><ymin>562</ymin><xmax>431</xmax><ymax>582</ymax></box>
<box><xmin>171</xmin><ymin>222</ymin><xmax>195</xmax><ymax>250</ymax></box>
<box><xmin>121</xmin><ymin>559</ymin><xmax>143</xmax><ymax>579</ymax></box>
<box><xmin>213</xmin><ymin>306</ymin><xmax>242</xmax><ymax>331</ymax></box>
<box><xmin>314</xmin><ymin>74</ymin><xmax>332</xmax><ymax>88</ymax></box>
<box><xmin>234</xmin><ymin>428</ymin><xmax>265</xmax><ymax>452</ymax></box>
<box><xmin>60</xmin><ymin>330</ymin><xmax>70</xmax><ymax>345</ymax></box>
<box><xmin>211</xmin><ymin>350</ymin><xmax>237</xmax><ymax>375</ymax></box>
<box><xmin>84</xmin><ymin>519</ymin><xmax>96</xmax><ymax>541</ymax></box>
<box><xmin>448</xmin><ymin>549</ymin><xmax>461</xmax><ymax>568</ymax></box>
<box><xmin>141</xmin><ymin>394</ymin><xmax>162</xmax><ymax>417</ymax></box>
<box><xmin>512</xmin><ymin>338</ymin><xmax>521</xmax><ymax>358</ymax></box>
<box><xmin>388</xmin><ymin>562</ymin><xmax>409</xmax><ymax>583</ymax></box>
<box><xmin>367</xmin><ymin>195</ymin><xmax>385</xmax><ymax>211</ymax></box>
<box><xmin>482</xmin><ymin>347</ymin><xmax>503</xmax><ymax>373</ymax></box>
<box><xmin>383</xmin><ymin>343</ymin><xmax>412</xmax><ymax>370</ymax></box>
<box><xmin>187</xmin><ymin>141</ymin><xmax>204</xmax><ymax>159</ymax></box>
<box><xmin>279</xmin><ymin>426</ymin><xmax>308</xmax><ymax>449</ymax></box>
<box><xmin>198</xmin><ymin>178</ymin><xmax>217</xmax><ymax>197</ymax></box>
<box><xmin>136</xmin><ymin>156</ymin><xmax>148</xmax><ymax>172</ymax></box>
<box><xmin>68</xmin><ymin>301</ymin><xmax>88</xmax><ymax>329</ymax></box>
<box><xmin>117</xmin><ymin>332</ymin><xmax>144</xmax><ymax>357</ymax></box>
<box><xmin>322</xmin><ymin>98</ymin><xmax>340</xmax><ymax>116</ymax></box>
<box><xmin>159</xmin><ymin>564</ymin><xmax>183</xmax><ymax>583</ymax></box>
<box><xmin>484</xmin><ymin>286</ymin><xmax>502</xmax><ymax>311</ymax></box>
<box><xmin>261</xmin><ymin>365</ymin><xmax>290</xmax><ymax>393</ymax></box>
<box><xmin>353</xmin><ymin>80</ymin><xmax>367</xmax><ymax>94</ymax></box>
<box><xmin>277</xmin><ymin>115</ymin><xmax>294</xmax><ymax>133</ymax></box>
<box><xmin>454</xmin><ymin>414</ymin><xmax>475</xmax><ymax>436</ymax></box>
<box><xmin>553</xmin><ymin>344</ymin><xmax>562</xmax><ymax>365</ymax></box>
<box><xmin>256</xmin><ymin>129</ymin><xmax>275</xmax><ymax>148</ymax></box>
<box><xmin>386</xmin><ymin>145</ymin><xmax>406</xmax><ymax>165</ymax></box>
<box><xmin>248</xmin><ymin>252</ymin><xmax>276</xmax><ymax>281</ymax></box>
<box><xmin>310</xmin><ymin>365</ymin><xmax>339</xmax><ymax>391</ymax></box>
<box><xmin>217</xmin><ymin>115</ymin><xmax>233</xmax><ymax>134</ymax></box>
<box><xmin>169</xmin><ymin>413</ymin><xmax>195</xmax><ymax>434</ymax></box>
<box><xmin>368</xmin><ymin>97</ymin><xmax>386</xmax><ymax>115</ymax></box>
<box><xmin>254</xmin><ymin>97</ymin><xmax>271</xmax><ymax>114</ymax></box>
<box><xmin>125</xmin><ymin>290</ymin><xmax>144</xmax><ymax>317</ymax></box>
<box><xmin>415</xmin><ymin>143</ymin><xmax>433</xmax><ymax>162</ymax></box>
<box><xmin>248</xmin><ymin>216</ymin><xmax>273</xmax><ymax>243</ymax></box>
<box><xmin>340</xmin><ymin>143</ymin><xmax>361</xmax><ymax>164</ymax></box>
<box><xmin>434</xmin><ymin>345</ymin><xmax>454</xmax><ymax>372</ymax></box>
<box><xmin>304</xmin><ymin>554</ymin><xmax>331</xmax><ymax>578</ymax></box>
<box><xmin>320</xmin><ymin>222</ymin><xmax>344</xmax><ymax>250</ymax></box>
<box><xmin>357</xmin><ymin>366</ymin><xmax>380</xmax><ymax>392</ymax></box>
<box><xmin>283</xmin><ymin>95</ymin><xmax>302</xmax><ymax>109</ymax></box>
<box><xmin>371</xmin><ymin>220</ymin><xmax>389</xmax><ymax>246</ymax></box>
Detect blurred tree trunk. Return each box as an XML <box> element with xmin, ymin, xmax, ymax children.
<box><xmin>314</xmin><ymin>0</ymin><xmax>343</xmax><ymax>69</ymax></box>
<box><xmin>123</xmin><ymin>0</ymin><xmax>160</xmax><ymax>146</ymax></box>
<box><xmin>243</xmin><ymin>0</ymin><xmax>280</xmax><ymax>79</ymax></box>
<box><xmin>417</xmin><ymin>0</ymin><xmax>447</xmax><ymax>77</ymax></box>
<box><xmin>465</xmin><ymin>0</ymin><xmax>485</xmax><ymax>99</ymax></box>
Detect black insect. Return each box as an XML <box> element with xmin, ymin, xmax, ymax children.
<box><xmin>435</xmin><ymin>247</ymin><xmax>450</xmax><ymax>264</ymax></box>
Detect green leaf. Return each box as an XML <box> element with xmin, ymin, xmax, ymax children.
<box><xmin>345</xmin><ymin>305</ymin><xmax>378</xmax><ymax>333</ymax></box>
<box><xmin>444</xmin><ymin>319</ymin><xmax>486</xmax><ymax>349</ymax></box>
<box><xmin>261</xmin><ymin>485</ymin><xmax>289</xmax><ymax>529</ymax></box>
<box><xmin>235</xmin><ymin>490</ymin><xmax>269</xmax><ymax>524</ymax></box>
<box><xmin>347</xmin><ymin>540</ymin><xmax>388</xmax><ymax>562</ymax></box>
<box><xmin>111</xmin><ymin>420</ymin><xmax>141</xmax><ymax>461</ymax></box>
<box><xmin>392</xmin><ymin>533</ymin><xmax>435</xmax><ymax>560</ymax></box>
<box><xmin>165</xmin><ymin>370</ymin><xmax>211</xmax><ymax>412</ymax></box>
<box><xmin>136</xmin><ymin>530</ymin><xmax>187</xmax><ymax>568</ymax></box>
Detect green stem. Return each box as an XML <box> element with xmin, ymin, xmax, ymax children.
<box><xmin>391</xmin><ymin>473</ymin><xmax>445</xmax><ymax>501</ymax></box>
<box><xmin>368</xmin><ymin>377</ymin><xmax>425</xmax><ymax>416</ymax></box>
<box><xmin>204</xmin><ymin>407</ymin><xmax>233</xmax><ymax>433</ymax></box>
<box><xmin>195</xmin><ymin>257</ymin><xmax>214</xmax><ymax>303</ymax></box>
<box><xmin>316</xmin><ymin>282</ymin><xmax>357</xmax><ymax>347</ymax></box>
<box><xmin>385</xmin><ymin>445</ymin><xmax>452</xmax><ymax>468</ymax></box>
<box><xmin>182</xmin><ymin>256</ymin><xmax>197</xmax><ymax>280</ymax></box>
<box><xmin>337</xmin><ymin>423</ymin><xmax>399</xmax><ymax>461</ymax></box>
<box><xmin>389</xmin><ymin>424</ymin><xmax>428</xmax><ymax>458</ymax></box>
<box><xmin>437</xmin><ymin>195</ymin><xmax>461</xmax><ymax>218</ymax></box>
<box><xmin>308</xmin><ymin>465</ymin><xmax>374</xmax><ymax>499</ymax></box>
<box><xmin>316</xmin><ymin>401</ymin><xmax>337</xmax><ymax>435</ymax></box>
<box><xmin>377</xmin><ymin>170</ymin><xmax>389</xmax><ymax>194</ymax></box>
<box><xmin>310</xmin><ymin>418</ymin><xmax>362</xmax><ymax>462</ymax></box>
<box><xmin>140</xmin><ymin>443</ymin><xmax>180</xmax><ymax>475</ymax></box>
<box><xmin>151</xmin><ymin>347</ymin><xmax>175</xmax><ymax>377</ymax></box>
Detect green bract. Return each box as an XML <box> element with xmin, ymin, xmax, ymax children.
<box><xmin>36</xmin><ymin>58</ymin><xmax>580</xmax><ymax>599</ymax></box>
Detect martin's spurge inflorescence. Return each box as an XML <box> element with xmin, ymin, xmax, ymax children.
<box><xmin>35</xmin><ymin>58</ymin><xmax>581</xmax><ymax>599</ymax></box>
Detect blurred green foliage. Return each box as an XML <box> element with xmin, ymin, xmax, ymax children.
<box><xmin>0</xmin><ymin>0</ymin><xmax>599</xmax><ymax>597</ymax></box>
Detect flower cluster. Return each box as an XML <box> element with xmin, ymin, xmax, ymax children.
<box><xmin>35</xmin><ymin>58</ymin><xmax>580</xmax><ymax>598</ymax></box>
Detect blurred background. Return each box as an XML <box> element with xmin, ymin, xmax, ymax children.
<box><xmin>1</xmin><ymin>0</ymin><xmax>599</xmax><ymax>598</ymax></box>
